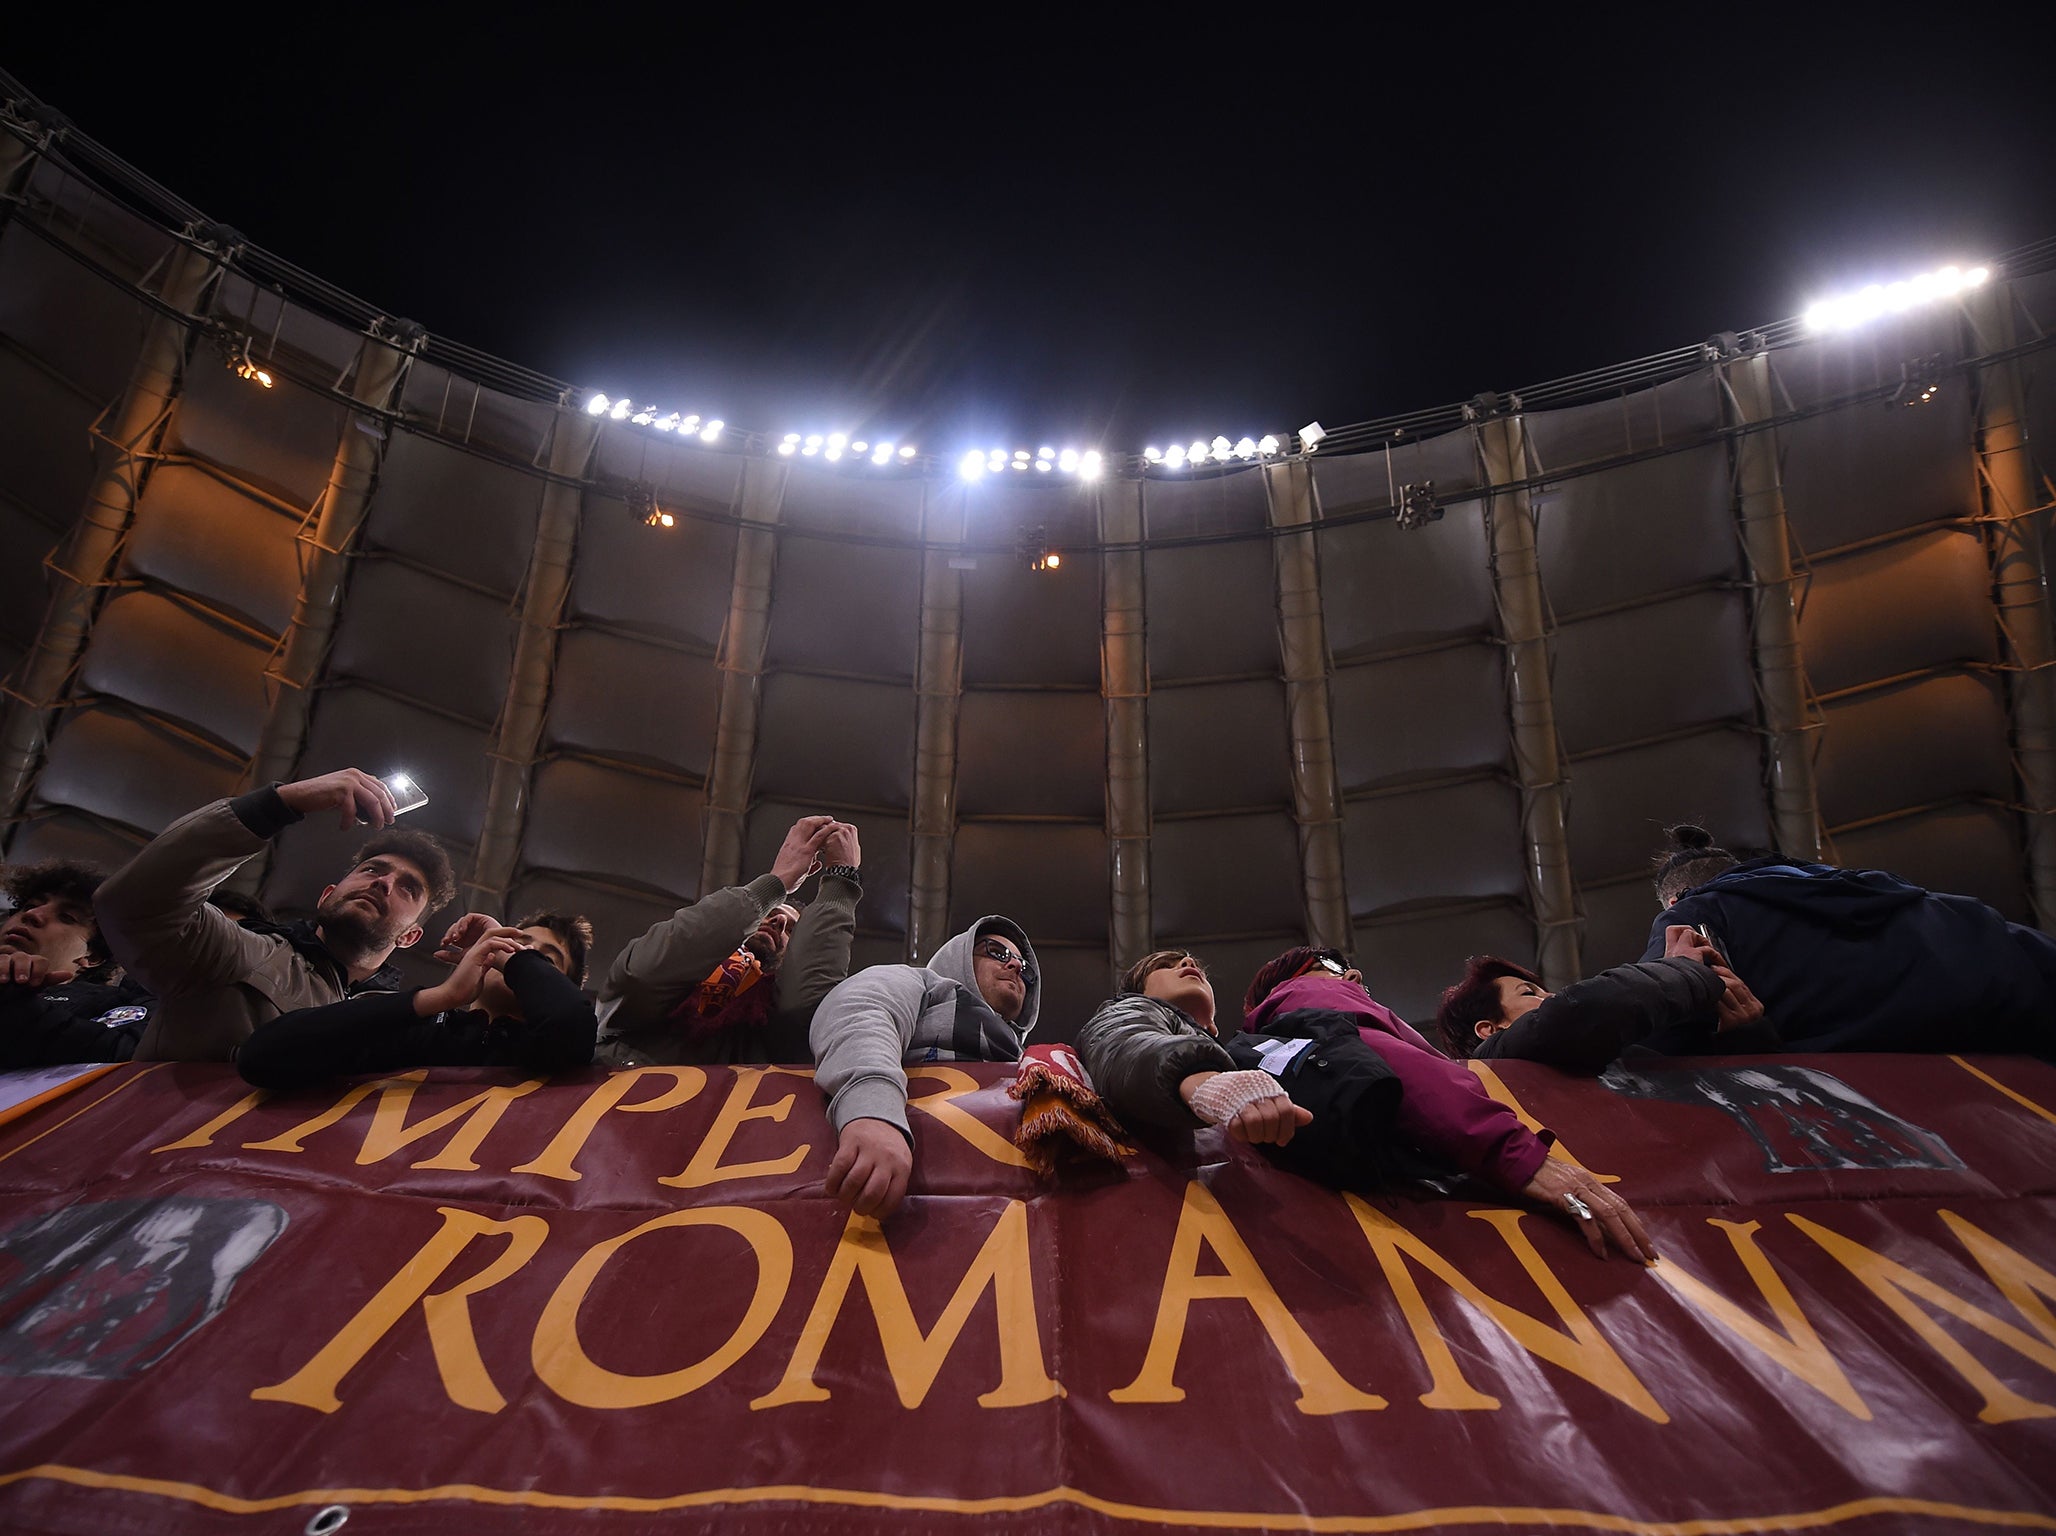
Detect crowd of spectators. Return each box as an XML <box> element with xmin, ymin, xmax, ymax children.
<box><xmin>4</xmin><ymin>771</ymin><xmax>2052</xmax><ymax>1258</ymax></box>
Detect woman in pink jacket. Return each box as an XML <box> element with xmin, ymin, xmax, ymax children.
<box><xmin>1243</xmin><ymin>948</ymin><xmax>1655</xmax><ymax>1263</ymax></box>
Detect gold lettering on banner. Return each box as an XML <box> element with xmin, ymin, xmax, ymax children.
<box><xmin>906</xmin><ymin>1067</ymin><xmax>1034</xmax><ymax>1169</ymax></box>
<box><xmin>1112</xmin><ymin>1182</ymin><xmax>1385</xmax><ymax>1414</ymax></box>
<box><xmin>1465</xmin><ymin>1060</ymin><xmax>1620</xmax><ymax>1183</ymax></box>
<box><xmin>753</xmin><ymin>1201</ymin><xmax>1059</xmax><ymax>1411</ymax></box>
<box><xmin>1346</xmin><ymin>1197</ymin><xmax>1667</xmax><ymax>1423</ymax></box>
<box><xmin>251</xmin><ymin>1205</ymin><xmax>547</xmax><ymax>1414</ymax></box>
<box><xmin>661</xmin><ymin>1068</ymin><xmax>813</xmax><ymax>1188</ymax></box>
<box><xmin>242</xmin><ymin>1072</ymin><xmax>541</xmax><ymax>1170</ymax></box>
<box><xmin>150</xmin><ymin>1089</ymin><xmax>269</xmax><ymax>1152</ymax></box>
<box><xmin>533</xmin><ymin>1207</ymin><xmax>792</xmax><ymax>1409</ymax></box>
<box><xmin>1791</xmin><ymin>1212</ymin><xmax>2056</xmax><ymax>1424</ymax></box>
<box><xmin>1940</xmin><ymin>1210</ymin><xmax>2056</xmax><ymax>1352</ymax></box>
<box><xmin>514</xmin><ymin>1068</ymin><xmax>707</xmax><ymax>1182</ymax></box>
<box><xmin>1652</xmin><ymin>1219</ymin><xmax>1871</xmax><ymax>1418</ymax></box>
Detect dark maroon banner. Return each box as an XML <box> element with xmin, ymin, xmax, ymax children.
<box><xmin>1</xmin><ymin>1053</ymin><xmax>2055</xmax><ymax>1534</ymax></box>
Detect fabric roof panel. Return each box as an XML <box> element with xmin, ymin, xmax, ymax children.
<box><xmin>958</xmin><ymin>551</ymin><xmax>1101</xmax><ymax>688</ymax></box>
<box><xmin>1779</xmin><ymin>391</ymin><xmax>1977</xmax><ymax>554</ymax></box>
<box><xmin>766</xmin><ymin>537</ymin><xmax>920</xmax><ymax>680</ymax></box>
<box><xmin>1798</xmin><ymin>529</ymin><xmax>1998</xmax><ymax>697</ymax></box>
<box><xmin>1833</xmin><ymin>803</ymin><xmax>2028</xmax><ymax>923</ymax></box>
<box><xmin>1343</xmin><ymin>780</ymin><xmax>1525</xmax><ymax>917</ymax></box>
<box><xmin>1551</xmin><ymin>591</ymin><xmax>1755</xmax><ymax>756</ymax></box>
<box><xmin>957</xmin><ymin>690</ymin><xmax>1105</xmax><ymax>820</ymax></box>
<box><xmin>1523</xmin><ymin>372</ymin><xmax>1723</xmax><ymax>473</ymax></box>
<box><xmin>1535</xmin><ymin>443</ymin><xmax>1737</xmax><ymax>617</ymax></box>
<box><xmin>1815</xmin><ymin>673</ymin><xmax>2014</xmax><ymax>830</ymax></box>
<box><xmin>164</xmin><ymin>353</ymin><xmax>343</xmax><ymax>507</ymax></box>
<box><xmin>0</xmin><ymin>347</ymin><xmax>100</xmax><ymax>527</ymax></box>
<box><xmin>0</xmin><ymin>224</ymin><xmax>148</xmax><ymax>403</ymax></box>
<box><xmin>545</xmin><ymin>630</ymin><xmax>719</xmax><ymax>777</ymax></box>
<box><xmin>1330</xmin><ymin>642</ymin><xmax>1507</xmax><ymax>793</ymax></box>
<box><xmin>568</xmin><ymin>493</ymin><xmax>738</xmax><ymax>649</ymax></box>
<box><xmin>361</xmin><ymin>431</ymin><xmax>544</xmax><ymax>596</ymax></box>
<box><xmin>1144</xmin><ymin>541</ymin><xmax>1279</xmax><ymax>682</ymax></box>
<box><xmin>0</xmin><ymin>500</ymin><xmax>60</xmax><ymax>653</ymax></box>
<box><xmin>522</xmin><ymin>759</ymin><xmax>705</xmax><ymax>899</ymax></box>
<box><xmin>1565</xmin><ymin>728</ymin><xmax>1771</xmax><ymax>883</ymax></box>
<box><xmin>324</xmin><ymin>561</ymin><xmax>514</xmax><ymax>728</ymax></box>
<box><xmin>121</xmin><ymin>464</ymin><xmax>301</xmax><ymax>636</ymax></box>
<box><xmin>76</xmin><ymin>591</ymin><xmax>272</xmax><ymax>755</ymax></box>
<box><xmin>505</xmin><ymin>872</ymin><xmax>677</xmax><ymax>995</ymax></box>
<box><xmin>1317</xmin><ymin>501</ymin><xmax>1496</xmax><ymax>659</ymax></box>
<box><xmin>32</xmin><ymin>706</ymin><xmax>241</xmax><ymax>837</ymax></box>
<box><xmin>1148</xmin><ymin>679</ymin><xmax>1290</xmax><ymax>815</ymax></box>
<box><xmin>777</xmin><ymin>463</ymin><xmax>927</xmax><ymax>538</ymax></box>
<box><xmin>948</xmin><ymin>822</ymin><xmax>1110</xmax><ymax>946</ymax></box>
<box><xmin>397</xmin><ymin>364</ymin><xmax>557</xmax><ymax>465</ymax></box>
<box><xmin>1141</xmin><ymin>470</ymin><xmax>1270</xmax><ymax>541</ymax></box>
<box><xmin>1580</xmin><ymin>879</ymin><xmax>1669</xmax><ymax>971</ymax></box>
<box><xmin>282</xmin><ymin>684</ymin><xmax>493</xmax><ymax>852</ymax></box>
<box><xmin>594</xmin><ymin>427</ymin><xmax>745</xmax><ymax>513</ymax></box>
<box><xmin>753</xmin><ymin>674</ymin><xmax>914</xmax><ymax>811</ymax></box>
<box><xmin>1149</xmin><ymin>812</ymin><xmax>1303</xmax><ymax>938</ymax></box>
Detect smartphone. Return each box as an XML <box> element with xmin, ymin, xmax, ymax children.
<box><xmin>381</xmin><ymin>771</ymin><xmax>429</xmax><ymax>816</ymax></box>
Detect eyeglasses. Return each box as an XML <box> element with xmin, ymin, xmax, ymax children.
<box><xmin>975</xmin><ymin>937</ymin><xmax>1035</xmax><ymax>983</ymax></box>
<box><xmin>1296</xmin><ymin>953</ymin><xmax>1349</xmax><ymax>980</ymax></box>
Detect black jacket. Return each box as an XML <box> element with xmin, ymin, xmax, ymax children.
<box><xmin>1221</xmin><ymin>1011</ymin><xmax>1406</xmax><ymax>1188</ymax></box>
<box><xmin>1472</xmin><ymin>956</ymin><xmax>1747</xmax><ymax>1072</ymax></box>
<box><xmin>1644</xmin><ymin>858</ymin><xmax>2056</xmax><ymax>1054</ymax></box>
<box><xmin>0</xmin><ymin>976</ymin><xmax>152</xmax><ymax>1069</ymax></box>
<box><xmin>236</xmin><ymin>950</ymin><xmax>596</xmax><ymax>1090</ymax></box>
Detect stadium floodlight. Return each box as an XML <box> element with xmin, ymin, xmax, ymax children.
<box><xmin>827</xmin><ymin>433</ymin><xmax>847</xmax><ymax>452</ymax></box>
<box><xmin>899</xmin><ymin>445</ymin><xmax>917</xmax><ymax>459</ymax></box>
<box><xmin>1037</xmin><ymin>446</ymin><xmax>1055</xmax><ymax>461</ymax></box>
<box><xmin>610</xmin><ymin>399</ymin><xmax>633</xmax><ymax>421</ymax></box>
<box><xmin>655</xmin><ymin>413</ymin><xmax>681</xmax><ymax>432</ymax></box>
<box><xmin>1187</xmin><ymin>439</ymin><xmax>1209</xmax><ymax>463</ymax></box>
<box><xmin>1165</xmin><ymin>445</ymin><xmax>1187</xmax><ymax>468</ymax></box>
<box><xmin>631</xmin><ymin>409</ymin><xmax>656</xmax><ymax>426</ymax></box>
<box><xmin>851</xmin><ymin>440</ymin><xmax>868</xmax><ymax>453</ymax></box>
<box><xmin>1234</xmin><ymin>437</ymin><xmax>1257</xmax><ymax>459</ymax></box>
<box><xmin>1143</xmin><ymin>446</ymin><xmax>1163</xmax><ymax>462</ymax></box>
<box><xmin>959</xmin><ymin>450</ymin><xmax>988</xmax><ymax>480</ymax></box>
<box><xmin>777</xmin><ymin>440</ymin><xmax>797</xmax><ymax>455</ymax></box>
<box><xmin>1258</xmin><ymin>434</ymin><xmax>1280</xmax><ymax>455</ymax></box>
<box><xmin>699</xmin><ymin>420</ymin><xmax>724</xmax><ymax>443</ymax></box>
<box><xmin>1804</xmin><ymin>263</ymin><xmax>1993</xmax><ymax>332</ymax></box>
<box><xmin>872</xmin><ymin>443</ymin><xmax>894</xmax><ymax>465</ymax></box>
<box><xmin>1013</xmin><ymin>449</ymin><xmax>1030</xmax><ymax>462</ymax></box>
<box><xmin>1211</xmin><ymin>436</ymin><xmax>1232</xmax><ymax>459</ymax></box>
<box><xmin>1035</xmin><ymin>458</ymin><xmax>1051</xmax><ymax>471</ymax></box>
<box><xmin>1058</xmin><ymin>448</ymin><xmax>1079</xmax><ymax>472</ymax></box>
<box><xmin>681</xmin><ymin>414</ymin><xmax>702</xmax><ymax>431</ymax></box>
<box><xmin>586</xmin><ymin>394</ymin><xmax>611</xmax><ymax>416</ymax></box>
<box><xmin>1079</xmin><ymin>451</ymin><xmax>1103</xmax><ymax>481</ymax></box>
<box><xmin>1298</xmin><ymin>421</ymin><xmax>1326</xmax><ymax>451</ymax></box>
<box><xmin>825</xmin><ymin>446</ymin><xmax>843</xmax><ymax>461</ymax></box>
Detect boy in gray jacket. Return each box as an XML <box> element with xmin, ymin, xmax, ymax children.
<box><xmin>810</xmin><ymin>915</ymin><xmax>1039</xmax><ymax>1219</ymax></box>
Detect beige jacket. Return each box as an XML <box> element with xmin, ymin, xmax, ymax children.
<box><xmin>596</xmin><ymin>870</ymin><xmax>862</xmax><ymax>1066</ymax></box>
<box><xmin>97</xmin><ymin>794</ymin><xmax>371</xmax><ymax>1062</ymax></box>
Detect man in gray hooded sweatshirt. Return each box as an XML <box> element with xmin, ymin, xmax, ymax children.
<box><xmin>809</xmin><ymin>914</ymin><xmax>1040</xmax><ymax>1218</ymax></box>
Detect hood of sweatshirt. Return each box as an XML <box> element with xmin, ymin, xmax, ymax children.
<box><xmin>1244</xmin><ymin>972</ymin><xmax>1440</xmax><ymax>1054</ymax></box>
<box><xmin>927</xmin><ymin>914</ymin><xmax>1040</xmax><ymax>1040</ymax></box>
<box><xmin>1691</xmin><ymin>859</ymin><xmax>1928</xmax><ymax>935</ymax></box>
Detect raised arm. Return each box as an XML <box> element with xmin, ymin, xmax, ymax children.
<box><xmin>1480</xmin><ymin>957</ymin><xmax>1724</xmax><ymax>1073</ymax></box>
<box><xmin>771</xmin><ymin>823</ymin><xmax>863</xmax><ymax>1042</ymax></box>
<box><xmin>499</xmin><ymin>948</ymin><xmax>599</xmax><ymax>1075</ymax></box>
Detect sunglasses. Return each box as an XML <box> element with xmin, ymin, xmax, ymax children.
<box><xmin>1297</xmin><ymin>954</ymin><xmax>1349</xmax><ymax>979</ymax></box>
<box><xmin>975</xmin><ymin>937</ymin><xmax>1035</xmax><ymax>983</ymax></box>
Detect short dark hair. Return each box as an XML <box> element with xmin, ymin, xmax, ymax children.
<box><xmin>4</xmin><ymin>859</ymin><xmax>109</xmax><ymax>965</ymax></box>
<box><xmin>1243</xmin><ymin>946</ymin><xmax>1347</xmax><ymax>1017</ymax></box>
<box><xmin>1122</xmin><ymin>949</ymin><xmax>1205</xmax><ymax>994</ymax></box>
<box><xmin>1436</xmin><ymin>955</ymin><xmax>1543</xmax><ymax>1058</ymax></box>
<box><xmin>515</xmin><ymin>909</ymin><xmax>594</xmax><ymax>987</ymax></box>
<box><xmin>348</xmin><ymin>830</ymin><xmax>457</xmax><ymax>916</ymax></box>
<box><xmin>1652</xmin><ymin>823</ymin><xmax>1739</xmax><ymax>907</ymax></box>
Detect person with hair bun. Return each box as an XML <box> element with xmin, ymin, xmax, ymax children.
<box><xmin>1641</xmin><ymin>823</ymin><xmax>2056</xmax><ymax>1055</ymax></box>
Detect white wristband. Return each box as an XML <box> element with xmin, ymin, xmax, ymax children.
<box><xmin>1189</xmin><ymin>1069</ymin><xmax>1289</xmax><ymax>1127</ymax></box>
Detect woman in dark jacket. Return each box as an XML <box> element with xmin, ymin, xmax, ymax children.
<box><xmin>237</xmin><ymin>913</ymin><xmax>597</xmax><ymax>1089</ymax></box>
<box><xmin>1081</xmin><ymin>946</ymin><xmax>1654</xmax><ymax>1262</ymax></box>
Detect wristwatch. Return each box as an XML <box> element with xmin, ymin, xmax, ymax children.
<box><xmin>820</xmin><ymin>864</ymin><xmax>863</xmax><ymax>888</ymax></box>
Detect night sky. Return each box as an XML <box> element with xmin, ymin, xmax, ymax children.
<box><xmin>11</xmin><ymin>10</ymin><xmax>2056</xmax><ymax>456</ymax></box>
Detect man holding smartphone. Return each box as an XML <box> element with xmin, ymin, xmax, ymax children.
<box><xmin>97</xmin><ymin>769</ymin><xmax>457</xmax><ymax>1061</ymax></box>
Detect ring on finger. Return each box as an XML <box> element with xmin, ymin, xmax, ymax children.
<box><xmin>1563</xmin><ymin>1194</ymin><xmax>1595</xmax><ymax>1222</ymax></box>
